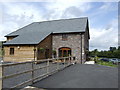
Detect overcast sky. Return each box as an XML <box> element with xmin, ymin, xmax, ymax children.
<box><xmin>0</xmin><ymin>0</ymin><xmax>119</xmax><ymax>51</ymax></box>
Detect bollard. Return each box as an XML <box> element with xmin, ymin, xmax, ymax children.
<box><xmin>0</xmin><ymin>65</ymin><xmax>3</xmax><ymax>90</ymax></box>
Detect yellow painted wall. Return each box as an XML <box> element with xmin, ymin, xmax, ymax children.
<box><xmin>4</xmin><ymin>45</ymin><xmax>36</xmax><ymax>62</ymax></box>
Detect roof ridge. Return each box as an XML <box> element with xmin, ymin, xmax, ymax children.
<box><xmin>35</xmin><ymin>17</ymin><xmax>88</xmax><ymax>24</ymax></box>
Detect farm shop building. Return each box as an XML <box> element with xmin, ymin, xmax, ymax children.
<box><xmin>3</xmin><ymin>17</ymin><xmax>90</xmax><ymax>63</ymax></box>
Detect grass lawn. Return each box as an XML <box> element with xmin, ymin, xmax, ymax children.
<box><xmin>96</xmin><ymin>60</ymin><xmax>118</xmax><ymax>67</ymax></box>
<box><xmin>90</xmin><ymin>57</ymin><xmax>118</xmax><ymax>67</ymax></box>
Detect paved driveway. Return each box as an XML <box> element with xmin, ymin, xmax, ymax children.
<box><xmin>32</xmin><ymin>64</ymin><xmax>118</xmax><ymax>88</ymax></box>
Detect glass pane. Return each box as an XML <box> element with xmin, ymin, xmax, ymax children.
<box><xmin>10</xmin><ymin>48</ymin><xmax>14</xmax><ymax>55</ymax></box>
<box><xmin>68</xmin><ymin>50</ymin><xmax>71</xmax><ymax>56</ymax></box>
<box><xmin>63</xmin><ymin>50</ymin><xmax>67</xmax><ymax>57</ymax></box>
<box><xmin>59</xmin><ymin>50</ymin><xmax>62</xmax><ymax>57</ymax></box>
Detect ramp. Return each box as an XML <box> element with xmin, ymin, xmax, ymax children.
<box><xmin>32</xmin><ymin>64</ymin><xmax>118</xmax><ymax>88</ymax></box>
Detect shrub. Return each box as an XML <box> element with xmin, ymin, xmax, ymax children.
<box><xmin>39</xmin><ymin>48</ymin><xmax>45</xmax><ymax>53</ymax></box>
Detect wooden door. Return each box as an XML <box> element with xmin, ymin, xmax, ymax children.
<box><xmin>59</xmin><ymin>47</ymin><xmax>71</xmax><ymax>57</ymax></box>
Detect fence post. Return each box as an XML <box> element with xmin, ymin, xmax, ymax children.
<box><xmin>57</xmin><ymin>58</ymin><xmax>59</xmax><ymax>70</ymax></box>
<box><xmin>64</xmin><ymin>58</ymin><xmax>66</xmax><ymax>68</ymax></box>
<box><xmin>68</xmin><ymin>56</ymin><xmax>70</xmax><ymax>66</ymax></box>
<box><xmin>31</xmin><ymin>61</ymin><xmax>34</xmax><ymax>84</ymax></box>
<box><xmin>0</xmin><ymin>65</ymin><xmax>3</xmax><ymax>90</ymax></box>
<box><xmin>71</xmin><ymin>57</ymin><xmax>72</xmax><ymax>64</ymax></box>
<box><xmin>47</xmin><ymin>59</ymin><xmax>49</xmax><ymax>74</ymax></box>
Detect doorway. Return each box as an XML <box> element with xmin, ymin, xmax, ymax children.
<box><xmin>59</xmin><ymin>47</ymin><xmax>71</xmax><ymax>57</ymax></box>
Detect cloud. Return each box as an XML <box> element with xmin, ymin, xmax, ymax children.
<box><xmin>90</xmin><ymin>18</ymin><xmax>118</xmax><ymax>50</ymax></box>
<box><xmin>61</xmin><ymin>6</ymin><xmax>82</xmax><ymax>18</ymax></box>
<box><xmin>2</xmin><ymin>3</ymin><xmax>46</xmax><ymax>22</ymax></box>
<box><xmin>87</xmin><ymin>2</ymin><xmax>117</xmax><ymax>24</ymax></box>
<box><xmin>43</xmin><ymin>0</ymin><xmax>92</xmax><ymax>20</ymax></box>
<box><xmin>99</xmin><ymin>2</ymin><xmax>111</xmax><ymax>10</ymax></box>
<box><xmin>0</xmin><ymin>1</ymin><xmax>118</xmax><ymax>51</ymax></box>
<box><xmin>0</xmin><ymin>0</ymin><xmax>119</xmax><ymax>2</ymax></box>
<box><xmin>90</xmin><ymin>29</ymin><xmax>118</xmax><ymax>50</ymax></box>
<box><xmin>99</xmin><ymin>2</ymin><xmax>118</xmax><ymax>11</ymax></box>
<box><xmin>0</xmin><ymin>2</ymin><xmax>47</xmax><ymax>41</ymax></box>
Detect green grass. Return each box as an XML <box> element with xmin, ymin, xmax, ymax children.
<box><xmin>96</xmin><ymin>60</ymin><xmax>118</xmax><ymax>67</ymax></box>
<box><xmin>90</xmin><ymin>57</ymin><xmax>118</xmax><ymax>67</ymax></box>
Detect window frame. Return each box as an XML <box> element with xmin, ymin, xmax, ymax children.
<box><xmin>10</xmin><ymin>48</ymin><xmax>14</xmax><ymax>55</ymax></box>
<box><xmin>62</xmin><ymin>34</ymin><xmax>68</xmax><ymax>41</ymax></box>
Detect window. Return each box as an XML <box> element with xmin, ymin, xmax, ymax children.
<box><xmin>10</xmin><ymin>48</ymin><xmax>14</xmax><ymax>55</ymax></box>
<box><xmin>62</xmin><ymin>34</ymin><xmax>68</xmax><ymax>41</ymax></box>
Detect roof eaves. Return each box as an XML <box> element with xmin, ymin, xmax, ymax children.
<box><xmin>3</xmin><ymin>43</ymin><xmax>38</xmax><ymax>46</ymax></box>
<box><xmin>4</xmin><ymin>35</ymin><xmax>19</xmax><ymax>37</ymax></box>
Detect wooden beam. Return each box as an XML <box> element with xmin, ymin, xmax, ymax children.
<box><xmin>0</xmin><ymin>66</ymin><xmax>3</xmax><ymax>90</ymax></box>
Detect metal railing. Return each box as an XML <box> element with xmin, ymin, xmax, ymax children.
<box><xmin>0</xmin><ymin>56</ymin><xmax>74</xmax><ymax>89</ymax></box>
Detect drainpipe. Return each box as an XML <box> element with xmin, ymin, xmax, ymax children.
<box><xmin>81</xmin><ymin>33</ymin><xmax>82</xmax><ymax>64</ymax></box>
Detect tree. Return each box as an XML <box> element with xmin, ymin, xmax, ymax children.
<box><xmin>89</xmin><ymin>46</ymin><xmax>120</xmax><ymax>59</ymax></box>
<box><xmin>93</xmin><ymin>49</ymin><xmax>99</xmax><ymax>56</ymax></box>
<box><xmin>118</xmin><ymin>46</ymin><xmax>120</xmax><ymax>50</ymax></box>
<box><xmin>109</xmin><ymin>47</ymin><xmax>116</xmax><ymax>52</ymax></box>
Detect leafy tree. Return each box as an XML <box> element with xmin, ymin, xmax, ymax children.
<box><xmin>89</xmin><ymin>47</ymin><xmax>120</xmax><ymax>59</ymax></box>
<box><xmin>109</xmin><ymin>47</ymin><xmax>116</xmax><ymax>52</ymax></box>
<box><xmin>118</xmin><ymin>46</ymin><xmax>120</xmax><ymax>50</ymax></box>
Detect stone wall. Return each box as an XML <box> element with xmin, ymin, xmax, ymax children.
<box><xmin>52</xmin><ymin>33</ymin><xmax>86</xmax><ymax>63</ymax></box>
<box><xmin>83</xmin><ymin>26</ymin><xmax>89</xmax><ymax>61</ymax></box>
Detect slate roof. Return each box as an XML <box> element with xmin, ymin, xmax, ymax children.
<box><xmin>3</xmin><ymin>17</ymin><xmax>88</xmax><ymax>45</ymax></box>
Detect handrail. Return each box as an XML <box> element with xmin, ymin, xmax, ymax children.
<box><xmin>0</xmin><ymin>57</ymin><xmax>70</xmax><ymax>67</ymax></box>
<box><xmin>0</xmin><ymin>56</ymin><xmax>74</xmax><ymax>89</ymax></box>
<box><xmin>1</xmin><ymin>65</ymin><xmax>48</xmax><ymax>79</ymax></box>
